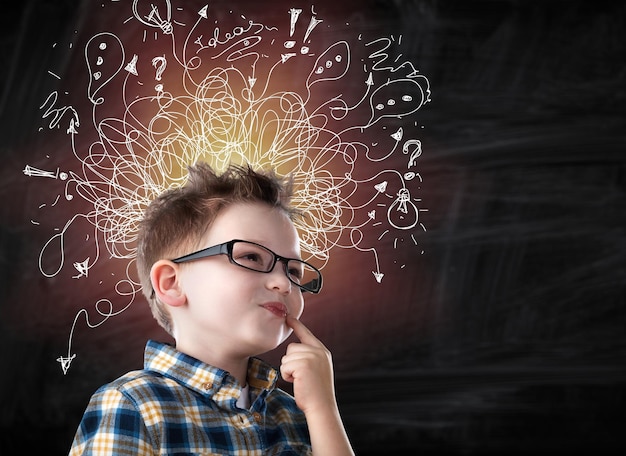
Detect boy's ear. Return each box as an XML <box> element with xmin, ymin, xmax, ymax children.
<box><xmin>150</xmin><ymin>260</ymin><xmax>186</xmax><ymax>307</ymax></box>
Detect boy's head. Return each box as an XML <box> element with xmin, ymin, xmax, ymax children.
<box><xmin>136</xmin><ymin>162</ymin><xmax>299</xmax><ymax>336</ymax></box>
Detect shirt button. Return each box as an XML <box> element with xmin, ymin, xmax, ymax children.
<box><xmin>252</xmin><ymin>412</ymin><xmax>263</xmax><ymax>423</ymax></box>
<box><xmin>202</xmin><ymin>382</ymin><xmax>212</xmax><ymax>391</ymax></box>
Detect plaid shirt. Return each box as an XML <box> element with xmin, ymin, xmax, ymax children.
<box><xmin>70</xmin><ymin>340</ymin><xmax>311</xmax><ymax>455</ymax></box>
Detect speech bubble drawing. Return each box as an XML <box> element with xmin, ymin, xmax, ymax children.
<box><xmin>85</xmin><ymin>32</ymin><xmax>125</xmax><ymax>105</ymax></box>
<box><xmin>366</xmin><ymin>78</ymin><xmax>425</xmax><ymax>126</ymax></box>
<box><xmin>306</xmin><ymin>41</ymin><xmax>350</xmax><ymax>89</ymax></box>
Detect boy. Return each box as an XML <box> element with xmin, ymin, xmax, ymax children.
<box><xmin>69</xmin><ymin>163</ymin><xmax>354</xmax><ymax>455</ymax></box>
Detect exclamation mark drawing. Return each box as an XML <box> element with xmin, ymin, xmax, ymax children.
<box><xmin>301</xmin><ymin>15</ymin><xmax>323</xmax><ymax>54</ymax></box>
<box><xmin>284</xmin><ymin>8</ymin><xmax>323</xmax><ymax>55</ymax></box>
<box><xmin>284</xmin><ymin>8</ymin><xmax>302</xmax><ymax>51</ymax></box>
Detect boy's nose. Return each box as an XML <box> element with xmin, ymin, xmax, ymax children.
<box><xmin>265</xmin><ymin>264</ymin><xmax>292</xmax><ymax>294</ymax></box>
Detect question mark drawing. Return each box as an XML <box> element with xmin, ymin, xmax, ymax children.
<box><xmin>152</xmin><ymin>55</ymin><xmax>167</xmax><ymax>91</ymax></box>
<box><xmin>403</xmin><ymin>139</ymin><xmax>422</xmax><ymax>168</ymax></box>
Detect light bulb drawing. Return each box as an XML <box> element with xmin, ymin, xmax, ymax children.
<box><xmin>132</xmin><ymin>0</ymin><xmax>173</xmax><ymax>36</ymax></box>
<box><xmin>387</xmin><ymin>188</ymin><xmax>419</xmax><ymax>231</ymax></box>
<box><xmin>25</xmin><ymin>1</ymin><xmax>432</xmax><ymax>373</ymax></box>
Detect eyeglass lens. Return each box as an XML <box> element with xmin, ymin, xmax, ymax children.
<box><xmin>231</xmin><ymin>241</ymin><xmax>319</xmax><ymax>289</ymax></box>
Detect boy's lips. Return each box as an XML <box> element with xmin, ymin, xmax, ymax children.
<box><xmin>260</xmin><ymin>302</ymin><xmax>288</xmax><ymax>318</ymax></box>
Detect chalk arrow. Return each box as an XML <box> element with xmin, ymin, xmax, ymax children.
<box><xmin>281</xmin><ymin>53</ymin><xmax>297</xmax><ymax>63</ymax></box>
<box><xmin>372</xmin><ymin>271</ymin><xmax>384</xmax><ymax>283</ymax></box>
<box><xmin>57</xmin><ymin>354</ymin><xmax>76</xmax><ymax>375</ymax></box>
<box><xmin>374</xmin><ymin>181</ymin><xmax>388</xmax><ymax>193</ymax></box>
<box><xmin>67</xmin><ymin>118</ymin><xmax>78</xmax><ymax>135</ymax></box>
<box><xmin>23</xmin><ymin>165</ymin><xmax>59</xmax><ymax>179</ymax></box>
<box><xmin>391</xmin><ymin>127</ymin><xmax>403</xmax><ymax>142</ymax></box>
<box><xmin>124</xmin><ymin>54</ymin><xmax>138</xmax><ymax>76</ymax></box>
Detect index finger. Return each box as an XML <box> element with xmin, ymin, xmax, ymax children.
<box><xmin>286</xmin><ymin>316</ymin><xmax>325</xmax><ymax>348</ymax></box>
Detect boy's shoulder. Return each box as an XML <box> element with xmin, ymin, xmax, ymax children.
<box><xmin>89</xmin><ymin>341</ymin><xmax>299</xmax><ymax>413</ymax></box>
<box><xmin>93</xmin><ymin>368</ymin><xmax>182</xmax><ymax>404</ymax></box>
<box><xmin>89</xmin><ymin>365</ymin><xmax>303</xmax><ymax>423</ymax></box>
<box><xmin>101</xmin><ymin>367</ymin><xmax>168</xmax><ymax>387</ymax></box>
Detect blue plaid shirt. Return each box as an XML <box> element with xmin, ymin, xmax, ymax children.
<box><xmin>70</xmin><ymin>340</ymin><xmax>311</xmax><ymax>455</ymax></box>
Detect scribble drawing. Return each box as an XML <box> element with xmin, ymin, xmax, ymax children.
<box><xmin>57</xmin><ymin>295</ymin><xmax>134</xmax><ymax>375</ymax></box>
<box><xmin>39</xmin><ymin>91</ymin><xmax>80</xmax><ymax>131</ymax></box>
<box><xmin>25</xmin><ymin>2</ymin><xmax>431</xmax><ymax>373</ymax></box>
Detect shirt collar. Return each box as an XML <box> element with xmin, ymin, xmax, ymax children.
<box><xmin>144</xmin><ymin>340</ymin><xmax>278</xmax><ymax>402</ymax></box>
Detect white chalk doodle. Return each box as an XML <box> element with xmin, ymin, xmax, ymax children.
<box><xmin>39</xmin><ymin>91</ymin><xmax>79</xmax><ymax>131</ymax></box>
<box><xmin>85</xmin><ymin>33</ymin><xmax>126</xmax><ymax>104</ymax></box>
<box><xmin>23</xmin><ymin>166</ymin><xmax>68</xmax><ymax>180</ymax></box>
<box><xmin>132</xmin><ymin>0</ymin><xmax>173</xmax><ymax>35</ymax></box>
<box><xmin>25</xmin><ymin>2</ymin><xmax>431</xmax><ymax>373</ymax></box>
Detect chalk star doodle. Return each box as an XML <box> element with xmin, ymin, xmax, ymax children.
<box><xmin>24</xmin><ymin>1</ymin><xmax>431</xmax><ymax>373</ymax></box>
<box><xmin>73</xmin><ymin>258</ymin><xmax>90</xmax><ymax>279</ymax></box>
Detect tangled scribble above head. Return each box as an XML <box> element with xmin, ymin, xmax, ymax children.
<box><xmin>24</xmin><ymin>1</ymin><xmax>431</xmax><ymax>373</ymax></box>
<box><xmin>86</xmin><ymin>65</ymin><xmax>354</xmax><ymax>266</ymax></box>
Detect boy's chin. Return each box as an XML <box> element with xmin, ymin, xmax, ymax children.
<box><xmin>277</xmin><ymin>326</ymin><xmax>293</xmax><ymax>345</ymax></box>
<box><xmin>254</xmin><ymin>327</ymin><xmax>292</xmax><ymax>354</ymax></box>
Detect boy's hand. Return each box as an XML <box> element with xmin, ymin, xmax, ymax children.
<box><xmin>280</xmin><ymin>316</ymin><xmax>337</xmax><ymax>415</ymax></box>
<box><xmin>282</xmin><ymin>316</ymin><xmax>355</xmax><ymax>455</ymax></box>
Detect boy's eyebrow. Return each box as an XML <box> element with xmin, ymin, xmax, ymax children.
<box><xmin>241</xmin><ymin>238</ymin><xmax>302</xmax><ymax>260</ymax></box>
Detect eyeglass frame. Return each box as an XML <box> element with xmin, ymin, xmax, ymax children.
<box><xmin>170</xmin><ymin>239</ymin><xmax>323</xmax><ymax>293</ymax></box>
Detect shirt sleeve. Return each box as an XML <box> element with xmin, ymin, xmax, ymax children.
<box><xmin>69</xmin><ymin>386</ymin><xmax>155</xmax><ymax>456</ymax></box>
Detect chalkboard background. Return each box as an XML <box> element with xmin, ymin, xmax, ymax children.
<box><xmin>1</xmin><ymin>0</ymin><xmax>624</xmax><ymax>454</ymax></box>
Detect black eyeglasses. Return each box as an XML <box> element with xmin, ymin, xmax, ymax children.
<box><xmin>171</xmin><ymin>239</ymin><xmax>323</xmax><ymax>293</ymax></box>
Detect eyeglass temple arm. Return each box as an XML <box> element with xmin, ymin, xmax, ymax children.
<box><xmin>301</xmin><ymin>277</ymin><xmax>322</xmax><ymax>294</ymax></box>
<box><xmin>171</xmin><ymin>243</ymin><xmax>228</xmax><ymax>263</ymax></box>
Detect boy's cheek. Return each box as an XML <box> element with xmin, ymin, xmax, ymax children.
<box><xmin>292</xmin><ymin>298</ymin><xmax>305</xmax><ymax>319</ymax></box>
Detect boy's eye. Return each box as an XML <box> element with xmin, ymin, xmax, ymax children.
<box><xmin>239</xmin><ymin>252</ymin><xmax>263</xmax><ymax>264</ymax></box>
<box><xmin>234</xmin><ymin>245</ymin><xmax>274</xmax><ymax>270</ymax></box>
<box><xmin>287</xmin><ymin>264</ymin><xmax>304</xmax><ymax>281</ymax></box>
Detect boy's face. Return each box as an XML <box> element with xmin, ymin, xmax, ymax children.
<box><xmin>175</xmin><ymin>202</ymin><xmax>305</xmax><ymax>359</ymax></box>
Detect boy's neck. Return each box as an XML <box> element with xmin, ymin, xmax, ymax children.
<box><xmin>175</xmin><ymin>341</ymin><xmax>250</xmax><ymax>386</ymax></box>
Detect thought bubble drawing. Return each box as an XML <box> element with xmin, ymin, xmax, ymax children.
<box><xmin>85</xmin><ymin>33</ymin><xmax>126</xmax><ymax>104</ymax></box>
<box><xmin>24</xmin><ymin>2</ymin><xmax>432</xmax><ymax>373</ymax></box>
<box><xmin>366</xmin><ymin>79</ymin><xmax>426</xmax><ymax>127</ymax></box>
<box><xmin>306</xmin><ymin>41</ymin><xmax>350</xmax><ymax>88</ymax></box>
